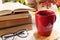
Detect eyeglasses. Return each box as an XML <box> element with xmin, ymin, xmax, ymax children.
<box><xmin>1</xmin><ymin>29</ymin><xmax>28</xmax><ymax>40</ymax></box>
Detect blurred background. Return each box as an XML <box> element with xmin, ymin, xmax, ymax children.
<box><xmin>1</xmin><ymin>0</ymin><xmax>60</xmax><ymax>14</ymax></box>
<box><xmin>2</xmin><ymin>0</ymin><xmax>26</xmax><ymax>5</ymax></box>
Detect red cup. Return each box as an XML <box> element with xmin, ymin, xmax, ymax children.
<box><xmin>35</xmin><ymin>10</ymin><xmax>56</xmax><ymax>36</ymax></box>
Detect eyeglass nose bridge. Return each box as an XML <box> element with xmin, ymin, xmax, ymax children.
<box><xmin>14</xmin><ymin>29</ymin><xmax>29</xmax><ymax>38</ymax></box>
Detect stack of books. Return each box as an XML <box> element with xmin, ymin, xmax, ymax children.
<box><xmin>0</xmin><ymin>2</ymin><xmax>34</xmax><ymax>36</ymax></box>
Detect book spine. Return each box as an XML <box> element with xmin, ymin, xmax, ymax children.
<box><xmin>0</xmin><ymin>17</ymin><xmax>32</xmax><ymax>28</ymax></box>
<box><xmin>0</xmin><ymin>24</ymin><xmax>32</xmax><ymax>36</ymax></box>
<box><xmin>0</xmin><ymin>12</ymin><xmax>29</xmax><ymax>21</ymax></box>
